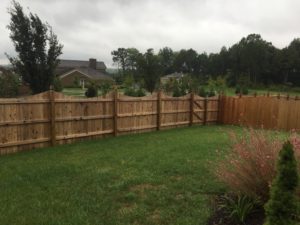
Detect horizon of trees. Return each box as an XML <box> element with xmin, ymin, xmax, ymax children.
<box><xmin>111</xmin><ymin>34</ymin><xmax>300</xmax><ymax>90</ymax></box>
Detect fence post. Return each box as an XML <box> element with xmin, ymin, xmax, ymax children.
<box><xmin>204</xmin><ymin>96</ymin><xmax>208</xmax><ymax>125</ymax></box>
<box><xmin>157</xmin><ymin>90</ymin><xmax>162</xmax><ymax>130</ymax></box>
<box><xmin>113</xmin><ymin>88</ymin><xmax>118</xmax><ymax>136</ymax></box>
<box><xmin>49</xmin><ymin>86</ymin><xmax>56</xmax><ymax>146</ymax></box>
<box><xmin>217</xmin><ymin>93</ymin><xmax>222</xmax><ymax>124</ymax></box>
<box><xmin>189</xmin><ymin>92</ymin><xmax>194</xmax><ymax>126</ymax></box>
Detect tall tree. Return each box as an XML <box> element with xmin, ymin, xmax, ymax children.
<box><xmin>7</xmin><ymin>1</ymin><xmax>63</xmax><ymax>94</ymax></box>
<box><xmin>137</xmin><ymin>49</ymin><xmax>162</xmax><ymax>93</ymax></box>
<box><xmin>158</xmin><ymin>47</ymin><xmax>175</xmax><ymax>75</ymax></box>
<box><xmin>174</xmin><ymin>49</ymin><xmax>198</xmax><ymax>74</ymax></box>
<box><xmin>111</xmin><ymin>48</ymin><xmax>128</xmax><ymax>76</ymax></box>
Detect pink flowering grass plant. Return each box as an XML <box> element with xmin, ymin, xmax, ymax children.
<box><xmin>214</xmin><ymin>128</ymin><xmax>300</xmax><ymax>203</ymax></box>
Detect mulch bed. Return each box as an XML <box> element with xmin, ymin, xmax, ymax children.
<box><xmin>207</xmin><ymin>195</ymin><xmax>265</xmax><ymax>225</ymax></box>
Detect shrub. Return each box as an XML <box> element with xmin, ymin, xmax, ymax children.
<box><xmin>207</xmin><ymin>88</ymin><xmax>216</xmax><ymax>97</ymax></box>
<box><xmin>0</xmin><ymin>71</ymin><xmax>20</xmax><ymax>97</ymax></box>
<box><xmin>172</xmin><ymin>80</ymin><xmax>184</xmax><ymax>97</ymax></box>
<box><xmin>197</xmin><ymin>86</ymin><xmax>216</xmax><ymax>97</ymax></box>
<box><xmin>99</xmin><ymin>81</ymin><xmax>113</xmax><ymax>96</ymax></box>
<box><xmin>214</xmin><ymin>128</ymin><xmax>284</xmax><ymax>203</ymax></box>
<box><xmin>135</xmin><ymin>88</ymin><xmax>146</xmax><ymax>97</ymax></box>
<box><xmin>235</xmin><ymin>85</ymin><xmax>241</xmax><ymax>94</ymax></box>
<box><xmin>235</xmin><ymin>85</ymin><xmax>249</xmax><ymax>95</ymax></box>
<box><xmin>162</xmin><ymin>75</ymin><xmax>195</xmax><ymax>97</ymax></box>
<box><xmin>85</xmin><ymin>84</ymin><xmax>98</xmax><ymax>97</ymax></box>
<box><xmin>198</xmin><ymin>86</ymin><xmax>207</xmax><ymax>97</ymax></box>
<box><xmin>241</xmin><ymin>86</ymin><xmax>249</xmax><ymax>95</ymax></box>
<box><xmin>207</xmin><ymin>76</ymin><xmax>227</xmax><ymax>94</ymax></box>
<box><xmin>264</xmin><ymin>141</ymin><xmax>299</xmax><ymax>225</ymax></box>
<box><xmin>53</xmin><ymin>77</ymin><xmax>63</xmax><ymax>92</ymax></box>
<box><xmin>124</xmin><ymin>87</ymin><xmax>146</xmax><ymax>97</ymax></box>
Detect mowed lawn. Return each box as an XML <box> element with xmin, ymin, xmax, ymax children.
<box><xmin>0</xmin><ymin>126</ymin><xmax>236</xmax><ymax>225</ymax></box>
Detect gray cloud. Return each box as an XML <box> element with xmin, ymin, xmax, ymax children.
<box><xmin>0</xmin><ymin>0</ymin><xmax>299</xmax><ymax>67</ymax></box>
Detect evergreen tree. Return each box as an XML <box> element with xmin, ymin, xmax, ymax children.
<box><xmin>6</xmin><ymin>1</ymin><xmax>63</xmax><ymax>94</ymax></box>
<box><xmin>264</xmin><ymin>141</ymin><xmax>298</xmax><ymax>225</ymax></box>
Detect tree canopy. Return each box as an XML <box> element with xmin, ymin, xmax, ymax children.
<box><xmin>7</xmin><ymin>0</ymin><xmax>63</xmax><ymax>94</ymax></box>
<box><xmin>112</xmin><ymin>33</ymin><xmax>300</xmax><ymax>89</ymax></box>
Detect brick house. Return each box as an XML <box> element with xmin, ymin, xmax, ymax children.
<box><xmin>56</xmin><ymin>58</ymin><xmax>114</xmax><ymax>88</ymax></box>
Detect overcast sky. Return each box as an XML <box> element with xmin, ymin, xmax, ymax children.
<box><xmin>0</xmin><ymin>0</ymin><xmax>299</xmax><ymax>67</ymax></box>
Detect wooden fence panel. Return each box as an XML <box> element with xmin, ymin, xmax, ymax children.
<box><xmin>220</xmin><ymin>95</ymin><xmax>300</xmax><ymax>131</ymax></box>
<box><xmin>117</xmin><ymin>93</ymin><xmax>157</xmax><ymax>134</ymax></box>
<box><xmin>0</xmin><ymin>92</ymin><xmax>51</xmax><ymax>154</ymax></box>
<box><xmin>160</xmin><ymin>93</ymin><xmax>191</xmax><ymax>128</ymax></box>
<box><xmin>54</xmin><ymin>92</ymin><xmax>114</xmax><ymax>145</ymax></box>
<box><xmin>0</xmin><ymin>91</ymin><xmax>220</xmax><ymax>154</ymax></box>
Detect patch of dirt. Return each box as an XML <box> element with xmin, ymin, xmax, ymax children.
<box><xmin>148</xmin><ymin>209</ymin><xmax>161</xmax><ymax>224</ymax></box>
<box><xmin>174</xmin><ymin>192</ymin><xmax>184</xmax><ymax>200</ymax></box>
<box><xmin>170</xmin><ymin>175</ymin><xmax>183</xmax><ymax>181</ymax></box>
<box><xmin>129</xmin><ymin>183</ymin><xmax>164</xmax><ymax>197</ymax></box>
<box><xmin>118</xmin><ymin>203</ymin><xmax>137</xmax><ymax>216</ymax></box>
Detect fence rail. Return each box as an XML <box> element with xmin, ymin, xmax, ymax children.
<box><xmin>0</xmin><ymin>90</ymin><xmax>220</xmax><ymax>154</ymax></box>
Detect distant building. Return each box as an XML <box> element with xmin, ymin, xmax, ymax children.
<box><xmin>56</xmin><ymin>58</ymin><xmax>113</xmax><ymax>88</ymax></box>
<box><xmin>160</xmin><ymin>72</ymin><xmax>186</xmax><ymax>84</ymax></box>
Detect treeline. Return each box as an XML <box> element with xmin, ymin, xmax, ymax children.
<box><xmin>111</xmin><ymin>33</ymin><xmax>300</xmax><ymax>89</ymax></box>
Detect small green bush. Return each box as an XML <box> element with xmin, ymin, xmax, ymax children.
<box><xmin>124</xmin><ymin>87</ymin><xmax>146</xmax><ymax>97</ymax></box>
<box><xmin>53</xmin><ymin>77</ymin><xmax>63</xmax><ymax>92</ymax></box>
<box><xmin>135</xmin><ymin>88</ymin><xmax>146</xmax><ymax>97</ymax></box>
<box><xmin>172</xmin><ymin>81</ymin><xmax>184</xmax><ymax>97</ymax></box>
<box><xmin>235</xmin><ymin>85</ymin><xmax>249</xmax><ymax>95</ymax></box>
<box><xmin>197</xmin><ymin>86</ymin><xmax>216</xmax><ymax>97</ymax></box>
<box><xmin>99</xmin><ymin>81</ymin><xmax>113</xmax><ymax>96</ymax></box>
<box><xmin>198</xmin><ymin>86</ymin><xmax>207</xmax><ymax>97</ymax></box>
<box><xmin>0</xmin><ymin>72</ymin><xmax>20</xmax><ymax>97</ymax></box>
<box><xmin>242</xmin><ymin>87</ymin><xmax>248</xmax><ymax>95</ymax></box>
<box><xmin>264</xmin><ymin>141</ymin><xmax>299</xmax><ymax>225</ymax></box>
<box><xmin>85</xmin><ymin>84</ymin><xmax>98</xmax><ymax>97</ymax></box>
<box><xmin>218</xmin><ymin>194</ymin><xmax>260</xmax><ymax>224</ymax></box>
<box><xmin>207</xmin><ymin>76</ymin><xmax>227</xmax><ymax>94</ymax></box>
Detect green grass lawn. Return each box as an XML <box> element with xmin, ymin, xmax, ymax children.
<box><xmin>0</xmin><ymin>126</ymin><xmax>238</xmax><ymax>225</ymax></box>
<box><xmin>63</xmin><ymin>88</ymin><xmax>86</xmax><ymax>97</ymax></box>
<box><xmin>225</xmin><ymin>87</ymin><xmax>300</xmax><ymax>96</ymax></box>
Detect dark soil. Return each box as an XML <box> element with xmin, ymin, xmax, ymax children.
<box><xmin>207</xmin><ymin>195</ymin><xmax>265</xmax><ymax>225</ymax></box>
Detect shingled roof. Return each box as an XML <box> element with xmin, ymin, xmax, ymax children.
<box><xmin>60</xmin><ymin>68</ymin><xmax>113</xmax><ymax>81</ymax></box>
<box><xmin>58</xmin><ymin>59</ymin><xmax>106</xmax><ymax>70</ymax></box>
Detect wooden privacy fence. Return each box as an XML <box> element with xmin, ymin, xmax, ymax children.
<box><xmin>220</xmin><ymin>94</ymin><xmax>300</xmax><ymax>130</ymax></box>
<box><xmin>0</xmin><ymin>90</ymin><xmax>220</xmax><ymax>154</ymax></box>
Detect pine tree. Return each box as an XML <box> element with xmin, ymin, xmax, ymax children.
<box><xmin>264</xmin><ymin>141</ymin><xmax>298</xmax><ymax>225</ymax></box>
<box><xmin>6</xmin><ymin>1</ymin><xmax>63</xmax><ymax>94</ymax></box>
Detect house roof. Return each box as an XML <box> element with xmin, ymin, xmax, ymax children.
<box><xmin>60</xmin><ymin>68</ymin><xmax>113</xmax><ymax>81</ymax></box>
<box><xmin>58</xmin><ymin>59</ymin><xmax>106</xmax><ymax>70</ymax></box>
<box><xmin>161</xmin><ymin>72</ymin><xmax>185</xmax><ymax>79</ymax></box>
